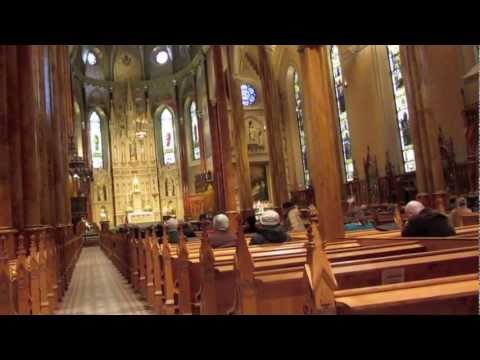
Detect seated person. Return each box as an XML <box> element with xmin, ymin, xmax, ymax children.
<box><xmin>282</xmin><ymin>201</ymin><xmax>306</xmax><ymax>232</ymax></box>
<box><xmin>154</xmin><ymin>223</ymin><xmax>164</xmax><ymax>238</ymax></box>
<box><xmin>449</xmin><ymin>197</ymin><xmax>473</xmax><ymax>227</ymax></box>
<box><xmin>344</xmin><ymin>205</ymin><xmax>374</xmax><ymax>231</ymax></box>
<box><xmin>209</xmin><ymin>214</ymin><xmax>237</xmax><ymax>249</ymax></box>
<box><xmin>250</xmin><ymin>210</ymin><xmax>289</xmax><ymax>245</ymax></box>
<box><xmin>166</xmin><ymin>218</ymin><xmax>179</xmax><ymax>243</ymax></box>
<box><xmin>402</xmin><ymin>200</ymin><xmax>455</xmax><ymax>237</ymax></box>
<box><xmin>182</xmin><ymin>221</ymin><xmax>196</xmax><ymax>238</ymax></box>
<box><xmin>243</xmin><ymin>215</ymin><xmax>259</xmax><ymax>234</ymax></box>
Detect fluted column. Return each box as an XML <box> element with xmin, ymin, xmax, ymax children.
<box><xmin>211</xmin><ymin>46</ymin><xmax>238</xmax><ymax>231</ymax></box>
<box><xmin>50</xmin><ymin>46</ymin><xmax>68</xmax><ymax>226</ymax></box>
<box><xmin>0</xmin><ymin>46</ymin><xmax>13</xmax><ymax>230</ymax></box>
<box><xmin>400</xmin><ymin>46</ymin><xmax>446</xmax><ymax>209</ymax></box>
<box><xmin>18</xmin><ymin>46</ymin><xmax>43</xmax><ymax>228</ymax></box>
<box><xmin>60</xmin><ymin>45</ymin><xmax>74</xmax><ymax>224</ymax></box>
<box><xmin>192</xmin><ymin>67</ymin><xmax>207</xmax><ymax>174</ymax></box>
<box><xmin>257</xmin><ymin>45</ymin><xmax>289</xmax><ymax>208</ymax></box>
<box><xmin>299</xmin><ymin>45</ymin><xmax>345</xmax><ymax>240</ymax></box>
<box><xmin>173</xmin><ymin>80</ymin><xmax>190</xmax><ymax>217</ymax></box>
<box><xmin>227</xmin><ymin>46</ymin><xmax>253</xmax><ymax>218</ymax></box>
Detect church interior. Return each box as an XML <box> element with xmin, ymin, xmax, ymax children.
<box><xmin>0</xmin><ymin>45</ymin><xmax>478</xmax><ymax>315</ymax></box>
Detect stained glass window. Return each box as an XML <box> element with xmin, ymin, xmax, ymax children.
<box><xmin>292</xmin><ymin>70</ymin><xmax>310</xmax><ymax>186</ymax></box>
<box><xmin>161</xmin><ymin>108</ymin><xmax>176</xmax><ymax>165</ymax></box>
<box><xmin>330</xmin><ymin>45</ymin><xmax>354</xmax><ymax>182</ymax></box>
<box><xmin>89</xmin><ymin>111</ymin><xmax>103</xmax><ymax>169</ymax></box>
<box><xmin>190</xmin><ymin>101</ymin><xmax>201</xmax><ymax>160</ymax></box>
<box><xmin>386</xmin><ymin>45</ymin><xmax>416</xmax><ymax>173</ymax></box>
<box><xmin>241</xmin><ymin>84</ymin><xmax>257</xmax><ymax>106</ymax></box>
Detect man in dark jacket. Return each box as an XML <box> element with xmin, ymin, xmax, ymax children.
<box><xmin>401</xmin><ymin>200</ymin><xmax>455</xmax><ymax>237</ymax></box>
<box><xmin>250</xmin><ymin>210</ymin><xmax>289</xmax><ymax>245</ymax></box>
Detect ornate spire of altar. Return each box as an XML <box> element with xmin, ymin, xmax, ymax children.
<box><xmin>126</xmin><ymin>81</ymin><xmax>135</xmax><ymax>116</ymax></box>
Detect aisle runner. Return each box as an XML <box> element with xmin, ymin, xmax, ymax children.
<box><xmin>56</xmin><ymin>247</ymin><xmax>153</xmax><ymax>315</ymax></box>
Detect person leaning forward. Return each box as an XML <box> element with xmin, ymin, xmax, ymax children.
<box><xmin>401</xmin><ymin>200</ymin><xmax>455</xmax><ymax>237</ymax></box>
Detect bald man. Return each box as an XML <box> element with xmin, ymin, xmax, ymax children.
<box><xmin>401</xmin><ymin>200</ymin><xmax>455</xmax><ymax>237</ymax></box>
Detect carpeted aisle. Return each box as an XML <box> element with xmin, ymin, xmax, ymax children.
<box><xmin>56</xmin><ymin>246</ymin><xmax>153</xmax><ymax>315</ymax></box>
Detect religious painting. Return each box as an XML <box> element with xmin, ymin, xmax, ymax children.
<box><xmin>250</xmin><ymin>164</ymin><xmax>269</xmax><ymax>202</ymax></box>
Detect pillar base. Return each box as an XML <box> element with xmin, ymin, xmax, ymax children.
<box><xmin>432</xmin><ymin>191</ymin><xmax>448</xmax><ymax>214</ymax></box>
<box><xmin>225</xmin><ymin>210</ymin><xmax>239</xmax><ymax>234</ymax></box>
<box><xmin>239</xmin><ymin>209</ymin><xmax>255</xmax><ymax>222</ymax></box>
<box><xmin>416</xmin><ymin>193</ymin><xmax>432</xmax><ymax>208</ymax></box>
<box><xmin>100</xmin><ymin>221</ymin><xmax>110</xmax><ymax>232</ymax></box>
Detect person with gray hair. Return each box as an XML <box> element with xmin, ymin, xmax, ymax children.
<box><xmin>209</xmin><ymin>213</ymin><xmax>237</xmax><ymax>249</ymax></box>
<box><xmin>449</xmin><ymin>197</ymin><xmax>472</xmax><ymax>227</ymax></box>
<box><xmin>250</xmin><ymin>210</ymin><xmax>289</xmax><ymax>245</ymax></box>
<box><xmin>402</xmin><ymin>200</ymin><xmax>455</xmax><ymax>237</ymax></box>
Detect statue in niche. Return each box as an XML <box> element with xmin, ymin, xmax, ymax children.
<box><xmin>165</xmin><ymin>178</ymin><xmax>169</xmax><ymax>197</ymax></box>
<box><xmin>258</xmin><ymin>127</ymin><xmax>264</xmax><ymax>147</ymax></box>
<box><xmin>113</xmin><ymin>146</ymin><xmax>118</xmax><ymax>163</ymax></box>
<box><xmin>97</xmin><ymin>187</ymin><xmax>102</xmax><ymax>202</ymax></box>
<box><xmin>121</xmin><ymin>143</ymin><xmax>126</xmax><ymax>163</ymax></box>
<box><xmin>171</xmin><ymin>178</ymin><xmax>176</xmax><ymax>197</ymax></box>
<box><xmin>141</xmin><ymin>143</ymin><xmax>147</xmax><ymax>161</ymax></box>
<box><xmin>133</xmin><ymin>176</ymin><xmax>140</xmax><ymax>193</ymax></box>
<box><xmin>103</xmin><ymin>185</ymin><xmax>107</xmax><ymax>201</ymax></box>
<box><xmin>121</xmin><ymin>54</ymin><xmax>132</xmax><ymax>66</ymax></box>
<box><xmin>248</xmin><ymin>120</ymin><xmax>257</xmax><ymax>144</ymax></box>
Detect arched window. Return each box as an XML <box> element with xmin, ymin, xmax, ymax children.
<box><xmin>292</xmin><ymin>70</ymin><xmax>310</xmax><ymax>186</ymax></box>
<box><xmin>240</xmin><ymin>83</ymin><xmax>257</xmax><ymax>106</ymax></box>
<box><xmin>386</xmin><ymin>45</ymin><xmax>415</xmax><ymax>172</ymax></box>
<box><xmin>89</xmin><ymin>111</ymin><xmax>103</xmax><ymax>169</ymax></box>
<box><xmin>190</xmin><ymin>101</ymin><xmax>201</xmax><ymax>160</ymax></box>
<box><xmin>330</xmin><ymin>45</ymin><xmax>354</xmax><ymax>182</ymax></box>
<box><xmin>160</xmin><ymin>108</ymin><xmax>176</xmax><ymax>165</ymax></box>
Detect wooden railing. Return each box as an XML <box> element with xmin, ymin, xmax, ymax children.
<box><xmin>0</xmin><ymin>226</ymin><xmax>84</xmax><ymax>315</ymax></box>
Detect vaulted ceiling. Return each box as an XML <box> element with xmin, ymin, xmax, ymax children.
<box><xmin>71</xmin><ymin>45</ymin><xmax>205</xmax><ymax>82</ymax></box>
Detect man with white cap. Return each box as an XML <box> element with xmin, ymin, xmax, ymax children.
<box><xmin>209</xmin><ymin>213</ymin><xmax>237</xmax><ymax>249</ymax></box>
<box><xmin>402</xmin><ymin>200</ymin><xmax>455</xmax><ymax>237</ymax></box>
<box><xmin>250</xmin><ymin>210</ymin><xmax>289</xmax><ymax>245</ymax></box>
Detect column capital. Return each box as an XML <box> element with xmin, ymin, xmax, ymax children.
<box><xmin>298</xmin><ymin>45</ymin><xmax>330</xmax><ymax>54</ymax></box>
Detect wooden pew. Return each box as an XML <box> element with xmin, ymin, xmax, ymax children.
<box><xmin>334</xmin><ymin>274</ymin><xmax>479</xmax><ymax>314</ymax></box>
<box><xmin>111</xmin><ymin>220</ymin><xmax>476</xmax><ymax>315</ymax></box>
<box><xmin>461</xmin><ymin>213</ymin><xmax>479</xmax><ymax>226</ymax></box>
<box><xmin>304</xmin><ymin>225</ymin><xmax>479</xmax><ymax>315</ymax></box>
<box><xmin>1</xmin><ymin>228</ymin><xmax>84</xmax><ymax>315</ymax></box>
<box><xmin>333</xmin><ymin>246</ymin><xmax>479</xmax><ymax>289</ymax></box>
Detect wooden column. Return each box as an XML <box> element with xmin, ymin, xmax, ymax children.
<box><xmin>211</xmin><ymin>46</ymin><xmax>238</xmax><ymax>231</ymax></box>
<box><xmin>257</xmin><ymin>45</ymin><xmax>289</xmax><ymax>208</ymax></box>
<box><xmin>0</xmin><ymin>45</ymin><xmax>13</xmax><ymax>230</ymax></box>
<box><xmin>18</xmin><ymin>46</ymin><xmax>43</xmax><ymax>228</ymax></box>
<box><xmin>37</xmin><ymin>46</ymin><xmax>54</xmax><ymax>226</ymax></box>
<box><xmin>60</xmin><ymin>45</ymin><xmax>74</xmax><ymax>224</ymax></box>
<box><xmin>49</xmin><ymin>46</ymin><xmax>68</xmax><ymax>226</ymax></box>
<box><xmin>227</xmin><ymin>46</ymin><xmax>253</xmax><ymax>219</ymax></box>
<box><xmin>173</xmin><ymin>80</ymin><xmax>190</xmax><ymax>218</ymax></box>
<box><xmin>299</xmin><ymin>46</ymin><xmax>345</xmax><ymax>241</ymax></box>
<box><xmin>192</xmin><ymin>66</ymin><xmax>207</xmax><ymax>173</ymax></box>
<box><xmin>400</xmin><ymin>46</ymin><xmax>446</xmax><ymax>209</ymax></box>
